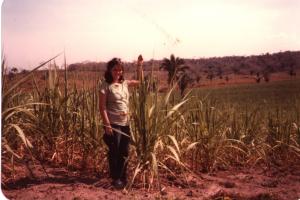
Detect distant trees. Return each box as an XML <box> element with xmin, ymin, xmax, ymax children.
<box><xmin>231</xmin><ymin>66</ymin><xmax>240</xmax><ymax>75</ymax></box>
<box><xmin>254</xmin><ymin>71</ymin><xmax>271</xmax><ymax>83</ymax></box>
<box><xmin>206</xmin><ymin>66</ymin><xmax>214</xmax><ymax>82</ymax></box>
<box><xmin>289</xmin><ymin>68</ymin><xmax>296</xmax><ymax>77</ymax></box>
<box><xmin>160</xmin><ymin>54</ymin><xmax>194</xmax><ymax>97</ymax></box>
<box><xmin>8</xmin><ymin>67</ymin><xmax>19</xmax><ymax>80</ymax></box>
<box><xmin>68</xmin><ymin>62</ymin><xmax>106</xmax><ymax>71</ymax></box>
<box><xmin>283</xmin><ymin>52</ymin><xmax>297</xmax><ymax>78</ymax></box>
<box><xmin>255</xmin><ymin>72</ymin><xmax>261</xmax><ymax>83</ymax></box>
<box><xmin>160</xmin><ymin>54</ymin><xmax>190</xmax><ymax>87</ymax></box>
<box><xmin>225</xmin><ymin>76</ymin><xmax>229</xmax><ymax>82</ymax></box>
<box><xmin>11</xmin><ymin>67</ymin><xmax>18</xmax><ymax>73</ymax></box>
<box><xmin>216</xmin><ymin>67</ymin><xmax>223</xmax><ymax>79</ymax></box>
<box><xmin>185</xmin><ymin>51</ymin><xmax>299</xmax><ymax>80</ymax></box>
<box><xmin>263</xmin><ymin>71</ymin><xmax>270</xmax><ymax>82</ymax></box>
<box><xmin>62</xmin><ymin>51</ymin><xmax>299</xmax><ymax>81</ymax></box>
<box><xmin>196</xmin><ymin>74</ymin><xmax>201</xmax><ymax>83</ymax></box>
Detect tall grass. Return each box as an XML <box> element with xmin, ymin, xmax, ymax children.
<box><xmin>2</xmin><ymin>57</ymin><xmax>300</xmax><ymax>190</ymax></box>
<box><xmin>128</xmin><ymin>73</ymin><xmax>190</xmax><ymax>189</ymax></box>
<box><xmin>2</xmin><ymin>55</ymin><xmax>105</xmax><ymax>180</ymax></box>
<box><xmin>30</xmin><ymin>62</ymin><xmax>103</xmax><ymax>169</ymax></box>
<box><xmin>2</xmin><ymin>54</ymin><xmax>61</xmax><ymax>178</ymax></box>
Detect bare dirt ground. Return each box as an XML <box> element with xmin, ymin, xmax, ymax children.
<box><xmin>2</xmin><ymin>163</ymin><xmax>300</xmax><ymax>200</ymax></box>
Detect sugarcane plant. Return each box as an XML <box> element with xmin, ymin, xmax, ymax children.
<box><xmin>128</xmin><ymin>61</ymin><xmax>191</xmax><ymax>190</ymax></box>
<box><xmin>2</xmin><ymin>54</ymin><xmax>61</xmax><ymax>178</ymax></box>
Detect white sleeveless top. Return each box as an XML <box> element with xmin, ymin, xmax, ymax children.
<box><xmin>100</xmin><ymin>80</ymin><xmax>130</xmax><ymax>126</ymax></box>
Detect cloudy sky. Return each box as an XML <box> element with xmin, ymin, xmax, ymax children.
<box><xmin>1</xmin><ymin>0</ymin><xmax>300</xmax><ymax>69</ymax></box>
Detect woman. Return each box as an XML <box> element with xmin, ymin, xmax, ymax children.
<box><xmin>99</xmin><ymin>55</ymin><xmax>143</xmax><ymax>189</ymax></box>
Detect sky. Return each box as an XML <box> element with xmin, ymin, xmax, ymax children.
<box><xmin>1</xmin><ymin>0</ymin><xmax>300</xmax><ymax>69</ymax></box>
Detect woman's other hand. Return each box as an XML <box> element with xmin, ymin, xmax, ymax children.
<box><xmin>105</xmin><ymin>125</ymin><xmax>113</xmax><ymax>135</ymax></box>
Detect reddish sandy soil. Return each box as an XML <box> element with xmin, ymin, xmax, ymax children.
<box><xmin>2</xmin><ymin>163</ymin><xmax>300</xmax><ymax>200</ymax></box>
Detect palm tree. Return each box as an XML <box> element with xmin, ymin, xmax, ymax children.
<box><xmin>160</xmin><ymin>54</ymin><xmax>189</xmax><ymax>86</ymax></box>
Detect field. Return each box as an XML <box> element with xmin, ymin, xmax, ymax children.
<box><xmin>1</xmin><ymin>62</ymin><xmax>300</xmax><ymax>200</ymax></box>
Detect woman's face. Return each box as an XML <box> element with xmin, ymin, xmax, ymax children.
<box><xmin>111</xmin><ymin>65</ymin><xmax>123</xmax><ymax>82</ymax></box>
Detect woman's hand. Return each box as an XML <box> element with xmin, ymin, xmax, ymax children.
<box><xmin>137</xmin><ymin>54</ymin><xmax>143</xmax><ymax>66</ymax></box>
<box><xmin>128</xmin><ymin>54</ymin><xmax>144</xmax><ymax>86</ymax></box>
<box><xmin>137</xmin><ymin>54</ymin><xmax>144</xmax><ymax>81</ymax></box>
<box><xmin>105</xmin><ymin>125</ymin><xmax>113</xmax><ymax>135</ymax></box>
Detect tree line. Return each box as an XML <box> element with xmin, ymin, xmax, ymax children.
<box><xmin>65</xmin><ymin>50</ymin><xmax>299</xmax><ymax>74</ymax></box>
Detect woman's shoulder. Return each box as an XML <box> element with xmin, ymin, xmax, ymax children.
<box><xmin>99</xmin><ymin>80</ymin><xmax>108</xmax><ymax>87</ymax></box>
<box><xmin>99</xmin><ymin>81</ymin><xmax>110</xmax><ymax>93</ymax></box>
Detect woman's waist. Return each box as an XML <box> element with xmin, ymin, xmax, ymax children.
<box><xmin>107</xmin><ymin>110</ymin><xmax>130</xmax><ymax>126</ymax></box>
<box><xmin>107</xmin><ymin>109</ymin><xmax>129</xmax><ymax>116</ymax></box>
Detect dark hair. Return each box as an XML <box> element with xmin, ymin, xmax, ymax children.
<box><xmin>104</xmin><ymin>58</ymin><xmax>125</xmax><ymax>84</ymax></box>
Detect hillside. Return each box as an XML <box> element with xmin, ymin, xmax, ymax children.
<box><xmin>66</xmin><ymin>51</ymin><xmax>300</xmax><ymax>75</ymax></box>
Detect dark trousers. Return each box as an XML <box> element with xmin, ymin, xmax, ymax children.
<box><xmin>103</xmin><ymin>124</ymin><xmax>130</xmax><ymax>182</ymax></box>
